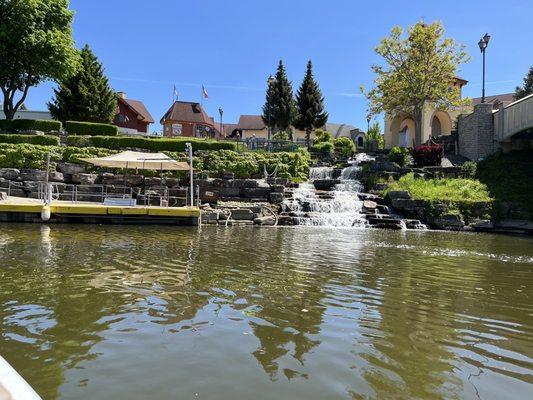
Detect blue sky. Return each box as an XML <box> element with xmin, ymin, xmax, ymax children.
<box><xmin>25</xmin><ymin>0</ymin><xmax>532</xmax><ymax>132</ymax></box>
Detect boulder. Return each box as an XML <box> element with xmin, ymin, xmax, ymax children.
<box><xmin>371</xmin><ymin>161</ymin><xmax>401</xmax><ymax>173</ymax></box>
<box><xmin>57</xmin><ymin>163</ymin><xmax>85</xmax><ymax>175</ymax></box>
<box><xmin>19</xmin><ymin>170</ymin><xmax>46</xmax><ymax>182</ymax></box>
<box><xmin>386</xmin><ymin>190</ymin><xmax>411</xmax><ymax>201</ymax></box>
<box><xmin>270</xmin><ymin>184</ymin><xmax>285</xmax><ymax>193</ymax></box>
<box><xmin>144</xmin><ymin>177</ymin><xmax>163</xmax><ymax>187</ymax></box>
<box><xmin>391</xmin><ymin>198</ymin><xmax>426</xmax><ymax>211</ymax></box>
<box><xmin>48</xmin><ymin>172</ymin><xmax>64</xmax><ymax>183</ymax></box>
<box><xmin>200</xmin><ymin>189</ymin><xmax>220</xmax><ymax>203</ymax></box>
<box><xmin>219</xmin><ymin>187</ymin><xmax>241</xmax><ymax>198</ymax></box>
<box><xmin>201</xmin><ymin>210</ymin><xmax>220</xmax><ymax>222</ymax></box>
<box><xmin>222</xmin><ymin>171</ymin><xmax>235</xmax><ymax>180</ymax></box>
<box><xmin>269</xmin><ymin>192</ymin><xmax>284</xmax><ymax>204</ymax></box>
<box><xmin>0</xmin><ymin>168</ymin><xmax>20</xmax><ymax>181</ymax></box>
<box><xmin>164</xmin><ymin>177</ymin><xmax>181</xmax><ymax>187</ymax></box>
<box><xmin>71</xmin><ymin>173</ymin><xmax>98</xmax><ymax>185</ymax></box>
<box><xmin>363</xmin><ymin>200</ymin><xmax>377</xmax><ymax>210</ymax></box>
<box><xmin>0</xmin><ymin>191</ymin><xmax>7</xmax><ymax>201</ymax></box>
<box><xmin>242</xmin><ymin>187</ymin><xmax>271</xmax><ymax>199</ymax></box>
<box><xmin>433</xmin><ymin>213</ymin><xmax>464</xmax><ymax>230</ymax></box>
<box><xmin>313</xmin><ymin>179</ymin><xmax>340</xmax><ymax>191</ymax></box>
<box><xmin>469</xmin><ymin>220</ymin><xmax>494</xmax><ymax>231</ymax></box>
<box><xmin>230</xmin><ymin>209</ymin><xmax>254</xmax><ymax>220</ymax></box>
<box><xmin>253</xmin><ymin>216</ymin><xmax>276</xmax><ymax>226</ymax></box>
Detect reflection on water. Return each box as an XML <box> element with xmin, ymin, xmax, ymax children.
<box><xmin>0</xmin><ymin>224</ymin><xmax>532</xmax><ymax>399</ymax></box>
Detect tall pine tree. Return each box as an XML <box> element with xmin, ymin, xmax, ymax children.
<box><xmin>514</xmin><ymin>66</ymin><xmax>533</xmax><ymax>101</ymax></box>
<box><xmin>48</xmin><ymin>45</ymin><xmax>117</xmax><ymax>123</ymax></box>
<box><xmin>294</xmin><ymin>60</ymin><xmax>328</xmax><ymax>149</ymax></box>
<box><xmin>262</xmin><ymin>60</ymin><xmax>296</xmax><ymax>139</ymax></box>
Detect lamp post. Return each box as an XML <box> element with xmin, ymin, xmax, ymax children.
<box><xmin>366</xmin><ymin>115</ymin><xmax>371</xmax><ymax>133</ymax></box>
<box><xmin>218</xmin><ymin>107</ymin><xmax>223</xmax><ymax>138</ymax></box>
<box><xmin>267</xmin><ymin>75</ymin><xmax>275</xmax><ymax>151</ymax></box>
<box><xmin>478</xmin><ymin>33</ymin><xmax>491</xmax><ymax>103</ymax></box>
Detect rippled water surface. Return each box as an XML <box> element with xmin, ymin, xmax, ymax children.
<box><xmin>0</xmin><ymin>224</ymin><xmax>532</xmax><ymax>399</ymax></box>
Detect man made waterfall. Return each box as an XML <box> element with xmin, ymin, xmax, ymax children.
<box><xmin>284</xmin><ymin>154</ymin><xmax>372</xmax><ymax>227</ymax></box>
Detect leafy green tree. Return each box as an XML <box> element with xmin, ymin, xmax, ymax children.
<box><xmin>364</xmin><ymin>21</ymin><xmax>469</xmax><ymax>146</ymax></box>
<box><xmin>312</xmin><ymin>129</ymin><xmax>333</xmax><ymax>144</ymax></box>
<box><xmin>0</xmin><ymin>0</ymin><xmax>79</xmax><ymax>120</ymax></box>
<box><xmin>514</xmin><ymin>66</ymin><xmax>533</xmax><ymax>101</ymax></box>
<box><xmin>49</xmin><ymin>45</ymin><xmax>117</xmax><ymax>123</ymax></box>
<box><xmin>263</xmin><ymin>60</ymin><xmax>296</xmax><ymax>139</ymax></box>
<box><xmin>366</xmin><ymin>121</ymin><xmax>385</xmax><ymax>149</ymax></box>
<box><xmin>294</xmin><ymin>60</ymin><xmax>328</xmax><ymax>149</ymax></box>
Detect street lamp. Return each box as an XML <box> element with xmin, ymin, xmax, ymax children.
<box><xmin>218</xmin><ymin>107</ymin><xmax>223</xmax><ymax>138</ymax></box>
<box><xmin>366</xmin><ymin>115</ymin><xmax>371</xmax><ymax>132</ymax></box>
<box><xmin>267</xmin><ymin>74</ymin><xmax>275</xmax><ymax>151</ymax></box>
<box><xmin>478</xmin><ymin>33</ymin><xmax>491</xmax><ymax>103</ymax></box>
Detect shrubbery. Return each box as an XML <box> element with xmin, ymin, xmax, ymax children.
<box><xmin>0</xmin><ymin>134</ymin><xmax>60</xmax><ymax>146</ymax></box>
<box><xmin>0</xmin><ymin>119</ymin><xmax>62</xmax><ymax>133</ymax></box>
<box><xmin>412</xmin><ymin>144</ymin><xmax>443</xmax><ymax>167</ymax></box>
<box><xmin>387</xmin><ymin>146</ymin><xmax>410</xmax><ymax>167</ymax></box>
<box><xmin>67</xmin><ymin>135</ymin><xmax>238</xmax><ymax>152</ymax></box>
<box><xmin>333</xmin><ymin>137</ymin><xmax>356</xmax><ymax>158</ymax></box>
<box><xmin>0</xmin><ymin>143</ymin><xmax>309</xmax><ymax>181</ymax></box>
<box><xmin>196</xmin><ymin>149</ymin><xmax>310</xmax><ymax>180</ymax></box>
<box><xmin>310</xmin><ymin>129</ymin><xmax>355</xmax><ymax>158</ymax></box>
<box><xmin>0</xmin><ymin>143</ymin><xmax>64</xmax><ymax>169</ymax></box>
<box><xmin>65</xmin><ymin>121</ymin><xmax>118</xmax><ymax>136</ymax></box>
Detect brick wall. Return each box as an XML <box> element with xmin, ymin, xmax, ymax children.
<box><xmin>458</xmin><ymin>103</ymin><xmax>495</xmax><ymax>160</ymax></box>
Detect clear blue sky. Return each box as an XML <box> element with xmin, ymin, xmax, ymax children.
<box><xmin>25</xmin><ymin>0</ymin><xmax>532</xmax><ymax>132</ymax></box>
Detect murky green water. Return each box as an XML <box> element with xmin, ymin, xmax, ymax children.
<box><xmin>0</xmin><ymin>224</ymin><xmax>532</xmax><ymax>400</ymax></box>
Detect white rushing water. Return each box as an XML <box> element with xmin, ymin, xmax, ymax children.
<box><xmin>284</xmin><ymin>153</ymin><xmax>373</xmax><ymax>227</ymax></box>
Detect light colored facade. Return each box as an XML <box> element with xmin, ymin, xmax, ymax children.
<box><xmin>383</xmin><ymin>77</ymin><xmax>468</xmax><ymax>148</ymax></box>
<box><xmin>0</xmin><ymin>110</ymin><xmax>53</xmax><ymax>120</ymax></box>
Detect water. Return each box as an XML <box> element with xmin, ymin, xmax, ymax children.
<box><xmin>284</xmin><ymin>154</ymin><xmax>371</xmax><ymax>227</ymax></box>
<box><xmin>0</xmin><ymin>224</ymin><xmax>532</xmax><ymax>400</ymax></box>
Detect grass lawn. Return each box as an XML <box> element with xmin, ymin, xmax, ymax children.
<box><xmin>384</xmin><ymin>173</ymin><xmax>493</xmax><ymax>203</ymax></box>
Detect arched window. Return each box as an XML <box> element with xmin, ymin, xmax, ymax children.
<box><xmin>431</xmin><ymin>116</ymin><xmax>442</xmax><ymax>137</ymax></box>
<box><xmin>357</xmin><ymin>136</ymin><xmax>364</xmax><ymax>147</ymax></box>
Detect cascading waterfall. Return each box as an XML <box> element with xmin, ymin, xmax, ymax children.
<box><xmin>284</xmin><ymin>153</ymin><xmax>372</xmax><ymax>227</ymax></box>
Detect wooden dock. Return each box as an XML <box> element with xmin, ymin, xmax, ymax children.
<box><xmin>0</xmin><ymin>197</ymin><xmax>200</xmax><ymax>225</ymax></box>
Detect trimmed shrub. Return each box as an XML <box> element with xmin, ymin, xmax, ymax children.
<box><xmin>0</xmin><ymin>143</ymin><xmax>63</xmax><ymax>169</ymax></box>
<box><xmin>412</xmin><ymin>145</ymin><xmax>443</xmax><ymax>167</ymax></box>
<box><xmin>387</xmin><ymin>146</ymin><xmax>411</xmax><ymax>167</ymax></box>
<box><xmin>0</xmin><ymin>134</ymin><xmax>60</xmax><ymax>146</ymax></box>
<box><xmin>65</xmin><ymin>121</ymin><xmax>118</xmax><ymax>136</ymax></box>
<box><xmin>460</xmin><ymin>161</ymin><xmax>477</xmax><ymax>179</ymax></box>
<box><xmin>0</xmin><ymin>119</ymin><xmax>62</xmax><ymax>133</ymax></box>
<box><xmin>333</xmin><ymin>137</ymin><xmax>356</xmax><ymax>158</ymax></box>
<box><xmin>310</xmin><ymin>141</ymin><xmax>334</xmax><ymax>156</ymax></box>
<box><xmin>66</xmin><ymin>135</ymin><xmax>238</xmax><ymax>152</ymax></box>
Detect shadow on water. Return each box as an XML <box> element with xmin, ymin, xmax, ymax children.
<box><xmin>0</xmin><ymin>224</ymin><xmax>532</xmax><ymax>399</ymax></box>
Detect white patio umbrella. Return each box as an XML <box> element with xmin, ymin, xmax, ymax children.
<box><xmin>80</xmin><ymin>151</ymin><xmax>190</xmax><ymax>171</ymax></box>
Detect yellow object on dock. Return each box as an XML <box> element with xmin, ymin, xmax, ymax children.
<box><xmin>0</xmin><ymin>197</ymin><xmax>200</xmax><ymax>225</ymax></box>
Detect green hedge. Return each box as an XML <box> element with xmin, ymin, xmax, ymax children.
<box><xmin>65</xmin><ymin>121</ymin><xmax>118</xmax><ymax>136</ymax></box>
<box><xmin>66</xmin><ymin>135</ymin><xmax>238</xmax><ymax>152</ymax></box>
<box><xmin>0</xmin><ymin>119</ymin><xmax>62</xmax><ymax>132</ymax></box>
<box><xmin>0</xmin><ymin>143</ymin><xmax>64</xmax><ymax>169</ymax></box>
<box><xmin>0</xmin><ymin>134</ymin><xmax>60</xmax><ymax>146</ymax></box>
<box><xmin>0</xmin><ymin>143</ymin><xmax>309</xmax><ymax>181</ymax></box>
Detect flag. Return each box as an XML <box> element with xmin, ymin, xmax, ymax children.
<box><xmin>173</xmin><ymin>85</ymin><xmax>179</xmax><ymax>101</ymax></box>
<box><xmin>202</xmin><ymin>85</ymin><xmax>209</xmax><ymax>99</ymax></box>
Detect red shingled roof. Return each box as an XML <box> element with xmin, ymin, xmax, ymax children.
<box><xmin>236</xmin><ymin>115</ymin><xmax>266</xmax><ymax>130</ymax></box>
<box><xmin>120</xmin><ymin>98</ymin><xmax>154</xmax><ymax>123</ymax></box>
<box><xmin>160</xmin><ymin>101</ymin><xmax>213</xmax><ymax>125</ymax></box>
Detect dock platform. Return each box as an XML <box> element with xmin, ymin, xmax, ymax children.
<box><xmin>0</xmin><ymin>197</ymin><xmax>200</xmax><ymax>225</ymax></box>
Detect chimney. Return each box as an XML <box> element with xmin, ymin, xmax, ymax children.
<box><xmin>117</xmin><ymin>91</ymin><xmax>127</xmax><ymax>99</ymax></box>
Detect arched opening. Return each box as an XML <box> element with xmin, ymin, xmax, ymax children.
<box><xmin>357</xmin><ymin>136</ymin><xmax>364</xmax><ymax>147</ymax></box>
<box><xmin>398</xmin><ymin>118</ymin><xmax>415</xmax><ymax>147</ymax></box>
<box><xmin>430</xmin><ymin>111</ymin><xmax>453</xmax><ymax>139</ymax></box>
<box><xmin>431</xmin><ymin>116</ymin><xmax>442</xmax><ymax>137</ymax></box>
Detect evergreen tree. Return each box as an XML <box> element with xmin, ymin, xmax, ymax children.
<box><xmin>48</xmin><ymin>45</ymin><xmax>117</xmax><ymax>123</ymax></box>
<box><xmin>263</xmin><ymin>60</ymin><xmax>296</xmax><ymax>140</ymax></box>
<box><xmin>514</xmin><ymin>66</ymin><xmax>533</xmax><ymax>100</ymax></box>
<box><xmin>294</xmin><ymin>60</ymin><xmax>328</xmax><ymax>149</ymax></box>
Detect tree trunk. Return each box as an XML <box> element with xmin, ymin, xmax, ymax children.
<box><xmin>2</xmin><ymin>81</ymin><xmax>31</xmax><ymax>120</ymax></box>
<box><xmin>306</xmin><ymin>128</ymin><xmax>311</xmax><ymax>150</ymax></box>
<box><xmin>413</xmin><ymin>107</ymin><xmax>423</xmax><ymax>147</ymax></box>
